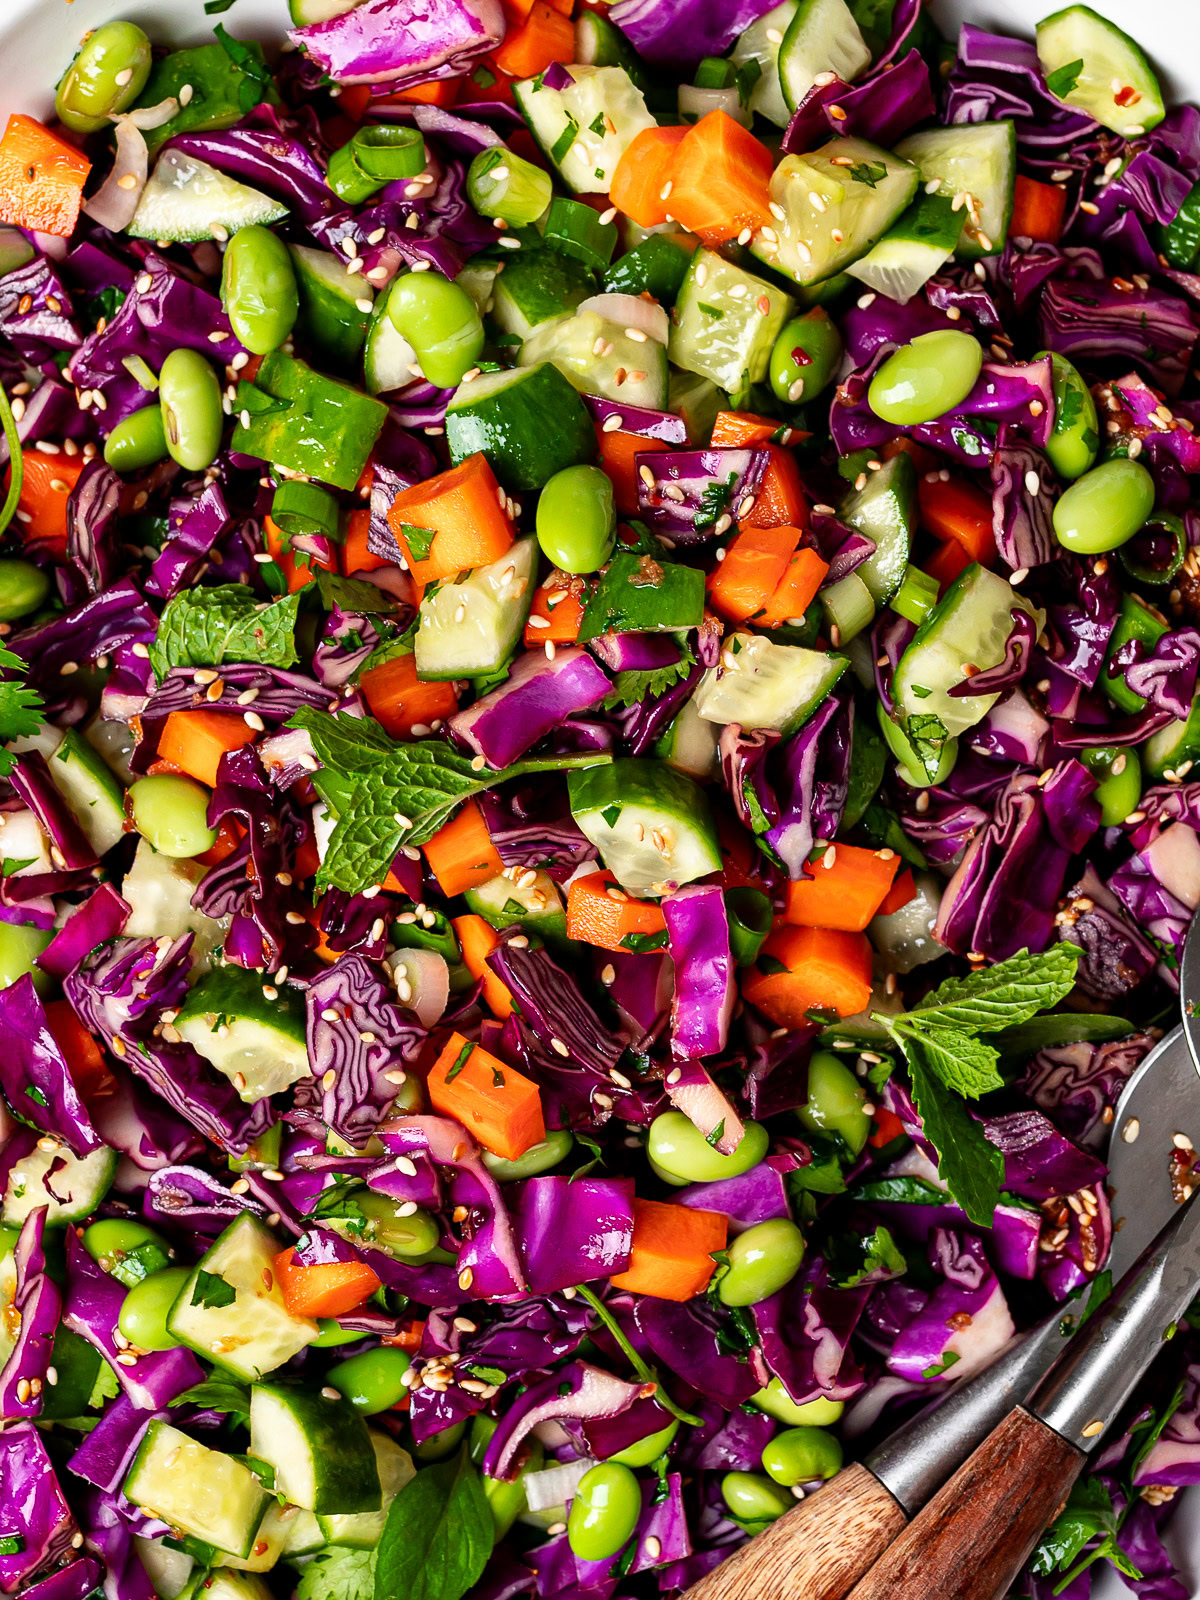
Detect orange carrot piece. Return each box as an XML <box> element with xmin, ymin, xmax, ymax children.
<box><xmin>741</xmin><ymin>925</ymin><xmax>872</xmax><ymax>1024</ymax></box>
<box><xmin>341</xmin><ymin>507</ymin><xmax>387</xmax><ymax>575</ymax></box>
<box><xmin>707</xmin><ymin>524</ymin><xmax>801</xmax><ymax>623</ymax></box>
<box><xmin>452</xmin><ymin>913</ymin><xmax>515</xmax><ymax>1020</ymax></box>
<box><xmin>610</xmin><ymin>1198</ymin><xmax>727</xmax><ymax>1301</ymax></box>
<box><xmin>609</xmin><ymin>125</ymin><xmax>689</xmax><ymax>229</ymax></box>
<box><xmin>667</xmin><ymin>112</ymin><xmax>773</xmax><ymax>246</ymax></box>
<box><xmin>757</xmin><ymin>546</ymin><xmax>829</xmax><ymax>629</ymax></box>
<box><xmin>740</xmin><ymin>443</ymin><xmax>809</xmax><ymax>530</ymax></box>
<box><xmin>272</xmin><ymin>1248</ymin><xmax>382</xmax><ymax>1319</ymax></box>
<box><xmin>1010</xmin><ymin>174</ymin><xmax>1067</xmax><ymax>244</ymax></box>
<box><xmin>263</xmin><ymin>514</ymin><xmax>333</xmax><ymax>593</ymax></box>
<box><xmin>44</xmin><ymin>1000</ymin><xmax>115</xmax><ymax>1106</ymax></box>
<box><xmin>877</xmin><ymin>867</ymin><xmax>916</xmax><ymax>918</ymax></box>
<box><xmin>8</xmin><ymin>448</ymin><xmax>85</xmax><ymax>550</ymax></box>
<box><xmin>157</xmin><ymin>710</ymin><xmax>258</xmax><ymax>788</ymax></box>
<box><xmin>926</xmin><ymin>537</ymin><xmax>972</xmax><ymax>594</ymax></box>
<box><xmin>882</xmin><ymin>436</ymin><xmax>939</xmax><ymax>474</ymax></box>
<box><xmin>493</xmin><ymin>1</ymin><xmax>576</xmax><ymax>78</ymax></box>
<box><xmin>423</xmin><ymin>799</ymin><xmax>505</xmax><ymax>898</ymax></box>
<box><xmin>387</xmin><ymin>453</ymin><xmax>513</xmax><ymax>586</ymax></box>
<box><xmin>0</xmin><ymin>115</ymin><xmax>89</xmax><ymax>236</ymax></box>
<box><xmin>595</xmin><ymin>427</ymin><xmax>671</xmax><ymax>516</ymax></box>
<box><xmin>503</xmin><ymin>0</ymin><xmax>571</xmax><ymax>21</ymax></box>
<box><xmin>524</xmin><ymin>584</ymin><xmax>583</xmax><ymax>645</ymax></box>
<box><xmin>918</xmin><ymin>473</ymin><xmax>996</xmax><ymax>565</ymax></box>
<box><xmin>565</xmin><ymin>870</ymin><xmax>667</xmax><ymax>953</ymax></box>
<box><xmin>376</xmin><ymin>78</ymin><xmax>462</xmax><ymax>108</ymax></box>
<box><xmin>782</xmin><ymin>843</ymin><xmax>901</xmax><ymax>932</ymax></box>
<box><xmin>427</xmin><ymin>1030</ymin><xmax>545</xmax><ymax>1160</ymax></box>
<box><xmin>710</xmin><ymin>411</ymin><xmax>780</xmax><ymax>448</ymax></box>
<box><xmin>360</xmin><ymin>650</ymin><xmax>459</xmax><ymax>740</ymax></box>
<box><xmin>195</xmin><ymin>818</ymin><xmax>241</xmax><ymax>868</ymax></box>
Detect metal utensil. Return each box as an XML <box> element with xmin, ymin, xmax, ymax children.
<box><xmin>682</xmin><ymin>1024</ymin><xmax>1200</xmax><ymax>1600</ymax></box>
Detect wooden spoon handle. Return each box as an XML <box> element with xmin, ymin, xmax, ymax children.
<box><xmin>681</xmin><ymin>1462</ymin><xmax>907</xmax><ymax>1600</ymax></box>
<box><xmin>845</xmin><ymin>1408</ymin><xmax>1085</xmax><ymax>1600</ymax></box>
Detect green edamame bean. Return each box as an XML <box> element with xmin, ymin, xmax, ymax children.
<box><xmin>0</xmin><ymin>558</ymin><xmax>50</xmax><ymax>623</ymax></box>
<box><xmin>103</xmin><ymin>406</ymin><xmax>168</xmax><ymax>474</ymax></box>
<box><xmin>566</xmin><ymin>1462</ymin><xmax>642</xmax><ymax>1562</ymax></box>
<box><xmin>414</xmin><ymin>1420</ymin><xmax>468</xmax><ymax>1461</ymax></box>
<box><xmin>646</xmin><ymin>1112</ymin><xmax>770</xmax><ymax>1185</ymax></box>
<box><xmin>481</xmin><ymin>1128</ymin><xmax>574</xmax><ymax>1181</ymax></box>
<box><xmin>536</xmin><ymin>464</ymin><xmax>616</xmax><ymax>575</ymax></box>
<box><xmin>128</xmin><ymin>774</ymin><xmax>217</xmax><ymax>860</ymax></box>
<box><xmin>159</xmin><ymin>349</ymin><xmax>224</xmax><ymax>473</ymax></box>
<box><xmin>328</xmin><ymin>1346</ymin><xmax>412</xmax><ymax>1413</ymax></box>
<box><xmin>310</xmin><ymin>1318</ymin><xmax>363</xmax><ymax>1349</ymax></box>
<box><xmin>797</xmin><ymin>1051</ymin><xmax>870</xmax><ymax>1155</ymax></box>
<box><xmin>877</xmin><ymin>701</ymin><xmax>957</xmax><ymax>789</ymax></box>
<box><xmin>117</xmin><ymin>1266</ymin><xmax>189</xmax><ymax>1352</ymax></box>
<box><xmin>868</xmin><ymin>330</ymin><xmax>984</xmax><ymax>426</ymax></box>
<box><xmin>357</xmin><ymin>1191</ymin><xmax>441</xmax><ymax>1258</ymax></box>
<box><xmin>750</xmin><ymin>1380</ymin><xmax>843</xmax><ymax>1427</ymax></box>
<box><xmin>0</xmin><ymin>922</ymin><xmax>53</xmax><ymax>995</ymax></box>
<box><xmin>221</xmin><ymin>226</ymin><xmax>300</xmax><ymax>356</ymax></box>
<box><xmin>718</xmin><ymin>1218</ymin><xmax>806</xmax><ymax>1308</ymax></box>
<box><xmin>610</xmin><ymin>1419</ymin><xmax>679</xmax><ymax>1467</ymax></box>
<box><xmin>1053</xmin><ymin>458</ymin><xmax>1155</xmax><ymax>555</ymax></box>
<box><xmin>82</xmin><ymin>1219</ymin><xmax>172</xmax><ymax>1289</ymax></box>
<box><xmin>483</xmin><ymin>1436</ymin><xmax>544</xmax><ymax>1539</ymax></box>
<box><xmin>761</xmin><ymin>1426</ymin><xmax>843</xmax><ymax>1487</ymax></box>
<box><xmin>770</xmin><ymin>309</ymin><xmax>844</xmax><ymax>404</ymax></box>
<box><xmin>55</xmin><ymin>21</ymin><xmax>152</xmax><ymax>133</ymax></box>
<box><xmin>1081</xmin><ymin>746</ymin><xmax>1142</xmax><ymax>828</ymax></box>
<box><xmin>387</xmin><ymin>272</ymin><xmax>484</xmax><ymax>390</ymax></box>
<box><xmin>720</xmin><ymin>1471</ymin><xmax>793</xmax><ymax>1525</ymax></box>
<box><xmin>1040</xmin><ymin>351</ymin><xmax>1099</xmax><ymax>480</ymax></box>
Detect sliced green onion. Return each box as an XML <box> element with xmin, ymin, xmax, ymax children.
<box><xmin>0</xmin><ymin>385</ymin><xmax>24</xmax><ymax>538</ymax></box>
<box><xmin>725</xmin><ymin>887</ymin><xmax>772</xmax><ymax>967</ymax></box>
<box><xmin>542</xmin><ymin>196</ymin><xmax>617</xmax><ymax>270</ymax></box>
<box><xmin>1119</xmin><ymin>510</ymin><xmax>1186</xmax><ymax>586</ymax></box>
<box><xmin>466</xmin><ymin>146</ymin><xmax>552</xmax><ymax>228</ymax></box>
<box><xmin>819</xmin><ymin>570</ymin><xmax>875</xmax><ymax>644</ymax></box>
<box><xmin>694</xmin><ymin>55</ymin><xmax>738</xmax><ymax>90</ymax></box>
<box><xmin>327</xmin><ymin>126</ymin><xmax>426</xmax><ymax>205</ymax></box>
<box><xmin>890</xmin><ymin>563</ymin><xmax>940</xmax><ymax>626</ymax></box>
<box><xmin>271</xmin><ymin>480</ymin><xmax>341</xmax><ymax>541</ymax></box>
<box><xmin>121</xmin><ymin>354</ymin><xmax>159</xmax><ymax>391</ymax></box>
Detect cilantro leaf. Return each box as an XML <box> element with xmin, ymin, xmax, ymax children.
<box><xmin>299</xmin><ymin>1548</ymin><xmax>378</xmax><ymax>1600</ymax></box>
<box><xmin>170</xmin><ymin>1378</ymin><xmax>252</xmax><ymax>1422</ymax></box>
<box><xmin>0</xmin><ymin>644</ymin><xmax>45</xmax><ymax>776</ymax></box>
<box><xmin>847</xmin><ymin>160</ymin><xmax>889</xmax><ymax>188</ymax></box>
<box><xmin>190</xmin><ymin>1269</ymin><xmax>237</xmax><ymax>1310</ymax></box>
<box><xmin>149</xmin><ymin>585</ymin><xmax>300</xmax><ymax>679</ymax></box>
<box><xmin>694</xmin><ymin>471</ymin><xmax>738</xmax><ymax>530</ymax></box>
<box><xmin>1029</xmin><ymin>1477</ymin><xmax>1141</xmax><ymax>1583</ymax></box>
<box><xmin>898</xmin><ymin>946</ymin><xmax>1080</xmax><ymax>1036</ymax></box>
<box><xmin>905</xmin><ymin>1039</ymin><xmax>1005</xmax><ymax>1227</ymax></box>
<box><xmin>603</xmin><ymin>644</ymin><xmax>696</xmax><ymax>710</ymax></box>
<box><xmin>88</xmin><ymin>1361</ymin><xmax>121</xmax><ymax>1408</ymax></box>
<box><xmin>401</xmin><ymin>524</ymin><xmax>437</xmax><ymax>563</ymax></box>
<box><xmin>373</xmin><ymin>1450</ymin><xmax>492</xmax><ymax>1600</ymax></box>
<box><xmin>825</xmin><ymin>1224</ymin><xmax>906</xmax><ymax>1289</ymax></box>
<box><xmin>904</xmin><ymin>710</ymin><xmax>951</xmax><ymax>780</ymax></box>
<box><xmin>1045</xmin><ymin>57</ymin><xmax>1084</xmax><ymax>101</ymax></box>
<box><xmin>316</xmin><ymin>572</ymin><xmax>398</xmax><ymax>616</ymax></box>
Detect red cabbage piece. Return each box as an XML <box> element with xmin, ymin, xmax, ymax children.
<box><xmin>18</xmin><ymin>1562</ymin><xmax>102</xmax><ymax>1600</ymax></box>
<box><xmin>749</xmin><ymin>1258</ymin><xmax>868</xmax><ymax>1405</ymax></box>
<box><xmin>291</xmin><ymin>0</ymin><xmax>505</xmax><ymax>87</ymax></box>
<box><xmin>298</xmin><ymin>954</ymin><xmax>425</xmax><ymax>1149</ymax></box>
<box><xmin>982</xmin><ymin>1108</ymin><xmax>1107</xmax><ymax>1200</ymax></box>
<box><xmin>1134</xmin><ymin>1360</ymin><xmax>1200</xmax><ymax>1488</ymax></box>
<box><xmin>486</xmin><ymin>938</ymin><xmax>623</xmax><ymax>1077</ymax></box>
<box><xmin>481</xmin><ymin>1359</ymin><xmax>649</xmax><ymax>1480</ymax></box>
<box><xmin>449</xmin><ymin>648</ymin><xmax>611</xmax><ymax>768</ymax></box>
<box><xmin>588</xmin><ymin>633</ymin><xmax>680</xmax><ymax>674</ymax></box>
<box><xmin>688</xmin><ymin>1405</ymin><xmax>776</xmax><ymax>1472</ymax></box>
<box><xmin>1020</xmin><ymin>1031</ymin><xmax>1153</xmax><ymax>1151</ymax></box>
<box><xmin>608</xmin><ymin>0</ymin><xmax>776</xmax><ymax>65</ymax></box>
<box><xmin>0</xmin><ymin>254</ymin><xmax>81</xmax><ymax>361</ymax></box>
<box><xmin>143</xmin><ymin>1165</ymin><xmax>267</xmax><ymax>1236</ymax></box>
<box><xmin>967</xmin><ymin>689</ymin><xmax>1048</xmax><ymax>766</ymax></box>
<box><xmin>0</xmin><ymin>975</ymin><xmax>102</xmax><ymax>1156</ymax></box>
<box><xmin>1057</xmin><ymin>865</ymin><xmax>1159</xmax><ymax>1001</ymax></box>
<box><xmin>1109</xmin><ymin>824</ymin><xmax>1200</xmax><ymax>958</ymax></box>
<box><xmin>146</xmin><ymin>477</ymin><xmax>235</xmax><ymax>599</ymax></box>
<box><xmin>887</xmin><ymin>1230</ymin><xmax>1014</xmax><ymax>1383</ymax></box>
<box><xmin>636</xmin><ymin>448</ymin><xmax>769</xmax><ymax>544</ymax></box>
<box><xmin>82</xmin><ymin>1487</ymin><xmax>158</xmax><ymax>1600</ymax></box>
<box><xmin>67</xmin><ymin>254</ymin><xmax>243</xmax><ymax>428</ymax></box>
<box><xmin>512</xmin><ymin>1176</ymin><xmax>633</xmax><ymax>1294</ymax></box>
<box><xmin>742</xmin><ymin>1018</ymin><xmax>818</xmax><ymax>1119</ymax></box>
<box><xmin>613</xmin><ymin>658</ymin><xmax>705</xmax><ymax>757</ymax></box>
<box><xmin>1111</xmin><ymin>627</ymin><xmax>1200</xmax><ymax>719</ymax></box>
<box><xmin>871</xmin><ymin>611</ymin><xmax>915</xmax><ymax>719</ymax></box>
<box><xmin>63</xmin><ymin>1228</ymin><xmax>204</xmax><ymax>1410</ymax></box>
<box><xmin>663</xmin><ymin>885</ymin><xmax>734</xmax><ymax>1063</ymax></box>
<box><xmin>68</xmin><ymin>1395</ymin><xmax>160</xmax><ymax>1493</ymax></box>
<box><xmin>1040</xmin><ymin>273</ymin><xmax>1199</xmax><ymax>398</ymax></box>
<box><xmin>583</xmin><ymin>396</ymin><xmax>688</xmax><ymax>443</ymax></box>
<box><xmin>783</xmin><ymin>50</ymin><xmax>934</xmax><ymax>153</ymax></box>
<box><xmin>91</xmin><ymin>1068</ymin><xmax>203</xmax><ymax>1174</ymax></box>
<box><xmin>0</xmin><ymin>1426</ymin><xmax>78</xmax><ymax>1590</ymax></box>
<box><xmin>719</xmin><ymin>724</ymin><xmax>780</xmax><ymax>836</ymax></box>
<box><xmin>37</xmin><ymin>885</ymin><xmax>130</xmax><ymax>984</ymax></box>
<box><xmin>166</xmin><ymin>106</ymin><xmax>339</xmax><ymax>230</ymax></box>
<box><xmin>861</xmin><ymin>1170</ymin><xmax>1040</xmax><ymax>1280</ymax></box>
<box><xmin>764</xmin><ymin>695</ymin><xmax>851</xmax><ymax>876</ymax></box>
<box><xmin>0</xmin><ymin>376</ymin><xmax>96</xmax><ymax>469</ymax></box>
<box><xmin>139</xmin><ymin>664</ymin><xmax>332</xmax><ymax>749</ymax></box>
<box><xmin>9</xmin><ymin>752</ymin><xmax>98</xmax><ymax>872</ymax></box>
<box><xmin>635</xmin><ymin>1295</ymin><xmax>764</xmax><ymax>1409</ymax></box>
<box><xmin>0</xmin><ymin>1208</ymin><xmax>60</xmax><ymax>1421</ymax></box>
<box><xmin>676</xmin><ymin>1161</ymin><xmax>791</xmax><ymax>1231</ymax></box>
<box><xmin>990</xmin><ymin>432</ymin><xmax>1058</xmax><ymax>571</ymax></box>
<box><xmin>1038</xmin><ymin>1182</ymin><xmax>1111</xmax><ymax>1301</ymax></box>
<box><xmin>1111</xmin><ymin>373</ymin><xmax>1200</xmax><ymax>485</ymax></box>
<box><xmin>601</xmin><ymin>948</ymin><xmax>671</xmax><ymax>1045</ymax></box>
<box><xmin>7</xmin><ymin>577</ymin><xmax>157</xmax><ymax>693</ymax></box>
<box><xmin>945</xmin><ymin>24</ymin><xmax>1099</xmax><ymax>154</ymax></box>
<box><xmin>60</xmin><ymin>460</ymin><xmax>122</xmax><ymax>604</ymax></box>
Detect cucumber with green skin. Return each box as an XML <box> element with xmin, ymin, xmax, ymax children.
<box><xmin>128</xmin><ymin>152</ymin><xmax>287</xmax><ymax>243</ymax></box>
<box><xmin>3</xmin><ymin>1143</ymin><xmax>117</xmax><ymax>1228</ymax></box>
<box><xmin>464</xmin><ymin>870</ymin><xmax>567</xmax><ymax>944</ymax></box>
<box><xmin>603</xmin><ymin>234</ymin><xmax>696</xmax><ymax>304</ymax></box>
<box><xmin>1101</xmin><ymin>592</ymin><xmax>1169</xmax><ymax>716</ymax></box>
<box><xmin>521</xmin><ymin>310</ymin><xmax>669</xmax><ymax>410</ymax></box>
<box><xmin>414</xmin><ymin>535</ymin><xmax>537</xmax><ymax>680</ymax></box>
<box><xmin>491</xmin><ymin>250</ymin><xmax>595</xmax><ymax>342</ymax></box>
<box><xmin>1144</xmin><ymin>695</ymin><xmax>1200</xmax><ymax>780</ymax></box>
<box><xmin>671</xmin><ymin>249</ymin><xmax>794</xmax><ymax>403</ymax></box>
<box><xmin>695</xmin><ymin>632</ymin><xmax>848</xmax><ymax>736</ymax></box>
<box><xmin>578</xmin><ymin>553</ymin><xmax>706</xmax><ymax>640</ymax></box>
<box><xmin>845</xmin><ymin>191</ymin><xmax>965</xmax><ymax>305</ymax></box>
<box><xmin>175</xmin><ymin>964</ymin><xmax>308</xmax><ymax>1103</ymax></box>
<box><xmin>125</xmin><ymin>1421</ymin><xmax>269</xmax><ymax>1558</ymax></box>
<box><xmin>777</xmin><ymin>0</ymin><xmax>871</xmax><ymax>113</ymax></box>
<box><xmin>513</xmin><ymin>65</ymin><xmax>655</xmax><ymax>195</ymax></box>
<box><xmin>290</xmin><ymin>245</ymin><xmax>372</xmax><ymax>376</ymax></box>
<box><xmin>249</xmin><ymin>1382</ymin><xmax>382</xmax><ymax>1516</ymax></box>
<box><xmin>729</xmin><ymin>0</ymin><xmax>799</xmax><ymax>128</ymax></box>
<box><xmin>568</xmin><ymin>758</ymin><xmax>722</xmax><ymax>894</ymax></box>
<box><xmin>894</xmin><ymin>122</ymin><xmax>1016</xmax><ymax>260</ymax></box>
<box><xmin>317</xmin><ymin>1433</ymin><xmax>415</xmax><ymax>1547</ymax></box>
<box><xmin>446</xmin><ymin>363</ymin><xmax>596</xmax><ymax>491</ymax></box>
<box><xmin>1036</xmin><ymin>4</ymin><xmax>1165</xmax><ymax>135</ymax></box>
<box><xmin>838</xmin><ymin>452</ymin><xmax>918</xmax><ymax>606</ymax></box>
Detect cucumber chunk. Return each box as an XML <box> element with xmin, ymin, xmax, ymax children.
<box><xmin>129</xmin><ymin>151</ymin><xmax>287</xmax><ymax>243</ymax></box>
<box><xmin>894</xmin><ymin>123</ymin><xmax>1016</xmax><ymax>259</ymax></box>
<box><xmin>318</xmin><ymin>1433</ymin><xmax>415</xmax><ymax>1547</ymax></box>
<box><xmin>730</xmin><ymin>1</ymin><xmax>799</xmax><ymax>127</ymax></box>
<box><xmin>1144</xmin><ymin>695</ymin><xmax>1200</xmax><ymax>781</ymax></box>
<box><xmin>167</xmin><ymin>1213</ymin><xmax>318</xmax><ymax>1381</ymax></box>
<box><xmin>249</xmin><ymin>1383</ymin><xmax>382</xmax><ymax>1516</ymax></box>
<box><xmin>839</xmin><ymin>452</ymin><xmax>917</xmax><ymax>606</ymax></box>
<box><xmin>671</xmin><ymin>249</ymin><xmax>793</xmax><ymax>402</ymax></box>
<box><xmin>414</xmin><ymin>534</ymin><xmax>537</xmax><ymax>680</ymax></box>
<box><xmin>0</xmin><ymin>805</ymin><xmax>53</xmax><ymax>879</ymax></box>
<box><xmin>135</xmin><ymin>1535</ymin><xmax>195</xmax><ymax>1599</ymax></box>
<box><xmin>513</xmin><ymin>66</ymin><xmax>655</xmax><ymax>194</ymax></box>
<box><xmin>180</xmin><ymin>1576</ymin><xmax>272</xmax><ymax>1600</ymax></box>
<box><xmin>845</xmin><ymin>191</ymin><xmax>965</xmax><ymax>304</ymax></box>
<box><xmin>491</xmin><ymin>250</ymin><xmax>594</xmax><ymax>342</ymax></box>
<box><xmin>568</xmin><ymin>758</ymin><xmax>721</xmax><ymax>894</ymax></box>
<box><xmin>779</xmin><ymin>0</ymin><xmax>871</xmax><ymax>112</ymax></box>
<box><xmin>892</xmin><ymin>564</ymin><xmax>1040</xmax><ymax>753</ymax></box>
<box><xmin>363</xmin><ymin>288</ymin><xmax>417</xmax><ymax>395</ymax></box>
<box><xmin>695</xmin><ymin>633</ymin><xmax>848</xmax><ymax>735</ymax></box>
<box><xmin>1036</xmin><ymin>4</ymin><xmax>1164</xmax><ymax>136</ymax></box>
<box><xmin>10</xmin><ymin>722</ymin><xmax>127</xmax><ymax>855</ymax></box>
<box><xmin>653</xmin><ymin>697</ymin><xmax>719</xmax><ymax>780</ymax></box>
<box><xmin>521</xmin><ymin>309</ymin><xmax>669</xmax><ymax>410</ymax></box>
<box><xmin>125</xmin><ymin>1422</ymin><xmax>268</xmax><ymax>1558</ymax></box>
<box><xmin>464</xmin><ymin>871</ymin><xmax>566</xmax><ymax>943</ymax></box>
<box><xmin>121</xmin><ymin>837</ymin><xmax>225</xmax><ymax>968</ymax></box>
<box><xmin>175</xmin><ymin>964</ymin><xmax>308</xmax><ymax>1103</ymax></box>
<box><xmin>222</xmin><ymin>1501</ymin><xmax>291</xmax><ymax>1573</ymax></box>
<box><xmin>446</xmin><ymin>363</ymin><xmax>597</xmax><ymax>491</ymax></box>
<box><xmin>3</xmin><ymin>1141</ymin><xmax>116</xmax><ymax>1227</ymax></box>
<box><xmin>290</xmin><ymin>246</ymin><xmax>372</xmax><ymax>376</ymax></box>
<box><xmin>752</xmin><ymin>138</ymin><xmax>919</xmax><ymax>287</ymax></box>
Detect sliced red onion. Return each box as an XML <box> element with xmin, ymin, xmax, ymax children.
<box><xmin>84</xmin><ymin>120</ymin><xmax>150</xmax><ymax>232</ymax></box>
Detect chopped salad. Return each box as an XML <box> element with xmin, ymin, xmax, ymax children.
<box><xmin>0</xmin><ymin>1</ymin><xmax>1199</xmax><ymax>1598</ymax></box>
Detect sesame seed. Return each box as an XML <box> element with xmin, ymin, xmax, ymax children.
<box><xmin>1081</xmin><ymin>1420</ymin><xmax>1105</xmax><ymax>1439</ymax></box>
<box><xmin>458</xmin><ymin>1267</ymin><xmax>474</xmax><ymax>1291</ymax></box>
<box><xmin>178</xmin><ymin>82</ymin><xmax>194</xmax><ymax>105</ymax></box>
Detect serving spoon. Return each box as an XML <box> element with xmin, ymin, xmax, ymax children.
<box><xmin>682</xmin><ymin>1017</ymin><xmax>1200</xmax><ymax>1600</ymax></box>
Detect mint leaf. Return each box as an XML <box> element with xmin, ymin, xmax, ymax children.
<box><xmin>1045</xmin><ymin>57</ymin><xmax>1084</xmax><ymax>101</ymax></box>
<box><xmin>149</xmin><ymin>585</ymin><xmax>300</xmax><ymax>679</ymax></box>
<box><xmin>905</xmin><ymin>1042</ymin><xmax>1004</xmax><ymax>1227</ymax></box>
<box><xmin>892</xmin><ymin>1020</ymin><xmax>1004</xmax><ymax>1099</ymax></box>
<box><xmin>0</xmin><ymin>644</ymin><xmax>44</xmax><ymax>775</ymax></box>
<box><xmin>374</xmin><ymin>1450</ymin><xmax>492</xmax><ymax>1600</ymax></box>
<box><xmin>899</xmin><ymin>946</ymin><xmax>1080</xmax><ymax>1036</ymax></box>
<box><xmin>290</xmin><ymin>707</ymin><xmax>397</xmax><ymax>774</ymax></box>
<box><xmin>316</xmin><ymin>572</ymin><xmax>397</xmax><ymax>616</ymax></box>
<box><xmin>190</xmin><ymin>1269</ymin><xmax>236</xmax><ymax>1310</ymax></box>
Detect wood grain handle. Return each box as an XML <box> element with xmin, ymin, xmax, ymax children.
<box><xmin>845</xmin><ymin>1408</ymin><xmax>1085</xmax><ymax>1600</ymax></box>
<box><xmin>681</xmin><ymin>1462</ymin><xmax>907</xmax><ymax>1600</ymax></box>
